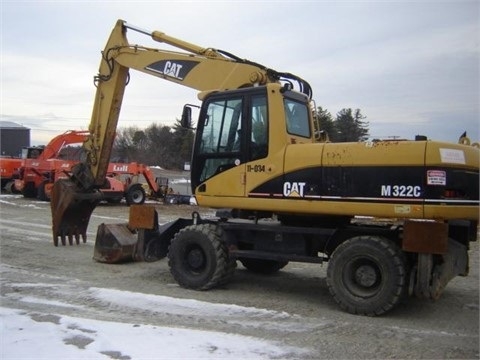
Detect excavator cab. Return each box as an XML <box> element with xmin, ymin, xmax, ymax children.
<box><xmin>21</xmin><ymin>146</ymin><xmax>44</xmax><ymax>159</ymax></box>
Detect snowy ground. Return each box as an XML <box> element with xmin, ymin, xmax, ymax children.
<box><xmin>1</xmin><ymin>298</ymin><xmax>305</xmax><ymax>360</ymax></box>
<box><xmin>0</xmin><ymin>268</ymin><xmax>309</xmax><ymax>359</ymax></box>
<box><xmin>1</xmin><ymin>263</ymin><xmax>308</xmax><ymax>360</ymax></box>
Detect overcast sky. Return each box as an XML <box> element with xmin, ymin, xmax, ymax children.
<box><xmin>1</xmin><ymin>0</ymin><xmax>479</xmax><ymax>145</ymax></box>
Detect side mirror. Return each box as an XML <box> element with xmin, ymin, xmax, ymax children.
<box><xmin>181</xmin><ymin>106</ymin><xmax>192</xmax><ymax>128</ymax></box>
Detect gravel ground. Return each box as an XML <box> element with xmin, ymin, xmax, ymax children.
<box><xmin>0</xmin><ymin>193</ymin><xmax>478</xmax><ymax>359</ymax></box>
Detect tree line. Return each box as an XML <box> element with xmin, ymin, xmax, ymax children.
<box><xmin>315</xmin><ymin>107</ymin><xmax>369</xmax><ymax>143</ymax></box>
<box><xmin>111</xmin><ymin>120</ymin><xmax>195</xmax><ymax>170</ymax></box>
<box><xmin>112</xmin><ymin>107</ymin><xmax>369</xmax><ymax>170</ymax></box>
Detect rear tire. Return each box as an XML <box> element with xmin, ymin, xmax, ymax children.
<box><xmin>125</xmin><ymin>184</ymin><xmax>146</xmax><ymax>205</ymax></box>
<box><xmin>326</xmin><ymin>236</ymin><xmax>406</xmax><ymax>316</ymax></box>
<box><xmin>168</xmin><ymin>224</ymin><xmax>236</xmax><ymax>290</ymax></box>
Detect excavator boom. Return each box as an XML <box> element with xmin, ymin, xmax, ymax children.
<box><xmin>51</xmin><ymin>19</ymin><xmax>312</xmax><ymax>245</ymax></box>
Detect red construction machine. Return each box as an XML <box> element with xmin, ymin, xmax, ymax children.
<box><xmin>14</xmin><ymin>130</ymin><xmax>90</xmax><ymax>199</ymax></box>
<box><xmin>12</xmin><ymin>130</ymin><xmax>167</xmax><ymax>204</ymax></box>
<box><xmin>0</xmin><ymin>156</ymin><xmax>23</xmax><ymax>193</ymax></box>
<box><xmin>102</xmin><ymin>162</ymin><xmax>170</xmax><ymax>205</ymax></box>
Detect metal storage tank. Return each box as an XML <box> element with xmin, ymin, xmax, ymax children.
<box><xmin>0</xmin><ymin>121</ymin><xmax>30</xmax><ymax>157</ymax></box>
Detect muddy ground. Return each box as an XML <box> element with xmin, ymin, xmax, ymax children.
<box><xmin>0</xmin><ymin>193</ymin><xmax>478</xmax><ymax>359</ymax></box>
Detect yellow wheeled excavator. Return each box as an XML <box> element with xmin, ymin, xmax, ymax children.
<box><xmin>51</xmin><ymin>20</ymin><xmax>479</xmax><ymax>316</ymax></box>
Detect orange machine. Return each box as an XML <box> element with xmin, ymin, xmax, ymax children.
<box><xmin>104</xmin><ymin>162</ymin><xmax>169</xmax><ymax>205</ymax></box>
<box><xmin>0</xmin><ymin>156</ymin><xmax>23</xmax><ymax>193</ymax></box>
<box><xmin>13</xmin><ymin>130</ymin><xmax>166</xmax><ymax>204</ymax></box>
<box><xmin>14</xmin><ymin>131</ymin><xmax>90</xmax><ymax>199</ymax></box>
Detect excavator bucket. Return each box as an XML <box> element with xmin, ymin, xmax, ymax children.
<box><xmin>51</xmin><ymin>179</ymin><xmax>101</xmax><ymax>246</ymax></box>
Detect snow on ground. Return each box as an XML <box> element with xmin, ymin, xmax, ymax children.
<box><xmin>169</xmin><ymin>178</ymin><xmax>190</xmax><ymax>185</ymax></box>
<box><xmin>89</xmin><ymin>287</ymin><xmax>291</xmax><ymax>319</ymax></box>
<box><xmin>0</xmin><ymin>195</ymin><xmax>43</xmax><ymax>210</ymax></box>
<box><xmin>1</xmin><ymin>307</ymin><xmax>301</xmax><ymax>359</ymax></box>
<box><xmin>1</xmin><ymin>278</ymin><xmax>310</xmax><ymax>359</ymax></box>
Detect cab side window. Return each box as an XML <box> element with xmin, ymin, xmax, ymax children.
<box><xmin>284</xmin><ymin>99</ymin><xmax>310</xmax><ymax>138</ymax></box>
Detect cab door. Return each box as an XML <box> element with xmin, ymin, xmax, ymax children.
<box><xmin>243</xmin><ymin>92</ymin><xmax>274</xmax><ymax>196</ymax></box>
<box><xmin>191</xmin><ymin>94</ymin><xmax>246</xmax><ymax>197</ymax></box>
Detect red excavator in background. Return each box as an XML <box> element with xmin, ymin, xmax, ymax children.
<box><xmin>14</xmin><ymin>130</ymin><xmax>90</xmax><ymax>199</ymax></box>
<box><xmin>12</xmin><ymin>130</ymin><xmax>167</xmax><ymax>204</ymax></box>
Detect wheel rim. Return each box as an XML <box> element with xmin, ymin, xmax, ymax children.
<box><xmin>130</xmin><ymin>189</ymin><xmax>143</xmax><ymax>203</ymax></box>
<box><xmin>184</xmin><ymin>245</ymin><xmax>206</xmax><ymax>273</ymax></box>
<box><xmin>343</xmin><ymin>257</ymin><xmax>382</xmax><ymax>298</ymax></box>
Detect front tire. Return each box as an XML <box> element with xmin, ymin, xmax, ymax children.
<box><xmin>326</xmin><ymin>236</ymin><xmax>406</xmax><ymax>316</ymax></box>
<box><xmin>168</xmin><ymin>224</ymin><xmax>236</xmax><ymax>290</ymax></box>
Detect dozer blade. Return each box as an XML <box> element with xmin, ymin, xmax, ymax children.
<box><xmin>51</xmin><ymin>179</ymin><xmax>101</xmax><ymax>246</ymax></box>
<box><xmin>93</xmin><ymin>212</ymin><xmax>191</xmax><ymax>264</ymax></box>
<box><xmin>93</xmin><ymin>223</ymin><xmax>138</xmax><ymax>263</ymax></box>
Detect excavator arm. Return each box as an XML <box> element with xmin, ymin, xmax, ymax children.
<box><xmin>51</xmin><ymin>19</ymin><xmax>312</xmax><ymax>245</ymax></box>
<box><xmin>38</xmin><ymin>130</ymin><xmax>90</xmax><ymax>160</ymax></box>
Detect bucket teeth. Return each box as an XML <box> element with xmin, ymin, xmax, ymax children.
<box><xmin>53</xmin><ymin>229</ymin><xmax>86</xmax><ymax>247</ymax></box>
